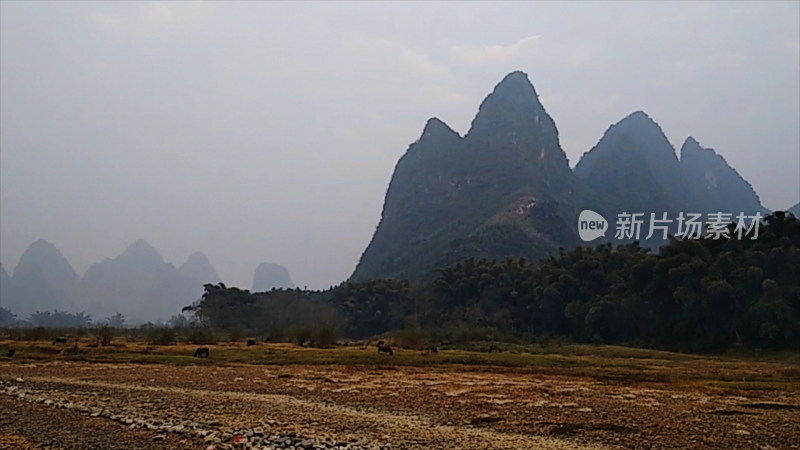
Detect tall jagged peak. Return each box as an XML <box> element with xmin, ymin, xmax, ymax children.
<box><xmin>421</xmin><ymin>117</ymin><xmax>458</xmax><ymax>138</ymax></box>
<box><xmin>351</xmin><ymin>71</ymin><xmax>577</xmax><ymax>282</ymax></box>
<box><xmin>680</xmin><ymin>136</ymin><xmax>734</xmax><ymax>168</ymax></box>
<box><xmin>684</xmin><ymin>136</ymin><xmax>701</xmax><ymax>148</ymax></box>
<box><xmin>467</xmin><ymin>71</ymin><xmax>545</xmax><ymax>136</ymax></box>
<box><xmin>413</xmin><ymin>117</ymin><xmax>462</xmax><ymax>151</ymax></box>
<box><xmin>493</xmin><ymin>70</ymin><xmax>540</xmax><ymax>96</ymax></box>
<box><xmin>680</xmin><ymin>136</ymin><xmax>716</xmax><ymax>159</ymax></box>
<box><xmin>611</xmin><ymin>110</ymin><xmax>674</xmax><ymax>153</ymax></box>
<box><xmin>575</xmin><ymin>110</ymin><xmax>678</xmax><ymax>180</ymax></box>
<box><xmin>462</xmin><ymin>70</ymin><xmax>571</xmax><ymax>174</ymax></box>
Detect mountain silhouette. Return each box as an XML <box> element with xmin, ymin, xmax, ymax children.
<box><xmin>179</xmin><ymin>251</ymin><xmax>221</xmax><ymax>284</ymax></box>
<box><xmin>353</xmin><ymin>72</ymin><xmax>772</xmax><ymax>280</ymax></box>
<box><xmin>679</xmin><ymin>136</ymin><xmax>765</xmax><ymax>215</ymax></box>
<box><xmin>253</xmin><ymin>263</ymin><xmax>294</xmax><ymax>291</ymax></box>
<box><xmin>71</xmin><ymin>239</ymin><xmax>203</xmax><ymax>323</ymax></box>
<box><xmin>5</xmin><ymin>240</ymin><xmax>79</xmax><ymax>317</ymax></box>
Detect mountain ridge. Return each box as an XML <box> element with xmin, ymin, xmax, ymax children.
<box><xmin>352</xmin><ymin>71</ymin><xmax>770</xmax><ymax>281</ymax></box>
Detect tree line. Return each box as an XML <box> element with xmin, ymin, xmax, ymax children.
<box><xmin>182</xmin><ymin>212</ymin><xmax>799</xmax><ymax>352</ymax></box>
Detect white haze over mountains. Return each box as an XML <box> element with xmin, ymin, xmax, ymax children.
<box><xmin>1</xmin><ymin>2</ymin><xmax>798</xmax><ymax>289</ymax></box>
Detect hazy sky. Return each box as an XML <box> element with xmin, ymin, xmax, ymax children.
<box><xmin>2</xmin><ymin>1</ymin><xmax>799</xmax><ymax>289</ymax></box>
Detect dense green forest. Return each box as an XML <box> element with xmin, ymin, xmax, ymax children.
<box><xmin>182</xmin><ymin>212</ymin><xmax>800</xmax><ymax>352</ymax></box>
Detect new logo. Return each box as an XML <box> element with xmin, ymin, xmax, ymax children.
<box><xmin>578</xmin><ymin>210</ymin><xmax>608</xmax><ymax>242</ymax></box>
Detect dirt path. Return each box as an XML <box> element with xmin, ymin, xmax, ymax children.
<box><xmin>2</xmin><ymin>361</ymin><xmax>799</xmax><ymax>449</ymax></box>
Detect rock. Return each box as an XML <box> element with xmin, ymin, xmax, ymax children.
<box><xmin>469</xmin><ymin>415</ymin><xmax>503</xmax><ymax>425</ymax></box>
<box><xmin>153</xmin><ymin>434</ymin><xmax>166</xmax><ymax>441</ymax></box>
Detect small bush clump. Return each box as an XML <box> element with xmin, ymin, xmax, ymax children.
<box><xmin>310</xmin><ymin>326</ymin><xmax>340</xmax><ymax>348</ymax></box>
<box><xmin>146</xmin><ymin>326</ymin><xmax>176</xmax><ymax>346</ymax></box>
<box><xmin>293</xmin><ymin>327</ymin><xmax>313</xmax><ymax>346</ymax></box>
<box><xmin>95</xmin><ymin>325</ymin><xmax>114</xmax><ymax>346</ymax></box>
<box><xmin>185</xmin><ymin>324</ymin><xmax>216</xmax><ymax>345</ymax></box>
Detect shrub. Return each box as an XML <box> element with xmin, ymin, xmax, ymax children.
<box><xmin>293</xmin><ymin>327</ymin><xmax>313</xmax><ymax>346</ymax></box>
<box><xmin>265</xmin><ymin>327</ymin><xmax>288</xmax><ymax>342</ymax></box>
<box><xmin>227</xmin><ymin>326</ymin><xmax>246</xmax><ymax>343</ymax></box>
<box><xmin>95</xmin><ymin>325</ymin><xmax>114</xmax><ymax>346</ymax></box>
<box><xmin>6</xmin><ymin>328</ymin><xmax>23</xmax><ymax>341</ymax></box>
<box><xmin>310</xmin><ymin>327</ymin><xmax>339</xmax><ymax>348</ymax></box>
<box><xmin>186</xmin><ymin>324</ymin><xmax>216</xmax><ymax>345</ymax></box>
<box><xmin>396</xmin><ymin>326</ymin><xmax>426</xmax><ymax>349</ymax></box>
<box><xmin>146</xmin><ymin>326</ymin><xmax>176</xmax><ymax>346</ymax></box>
<box><xmin>23</xmin><ymin>326</ymin><xmax>49</xmax><ymax>341</ymax></box>
<box><xmin>443</xmin><ymin>326</ymin><xmax>499</xmax><ymax>346</ymax></box>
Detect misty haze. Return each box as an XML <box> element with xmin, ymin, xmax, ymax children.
<box><xmin>1</xmin><ymin>2</ymin><xmax>799</xmax><ymax>450</ymax></box>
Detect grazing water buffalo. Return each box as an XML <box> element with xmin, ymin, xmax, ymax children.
<box><xmin>430</xmin><ymin>346</ymin><xmax>439</xmax><ymax>354</ymax></box>
<box><xmin>5</xmin><ymin>349</ymin><xmax>14</xmax><ymax>358</ymax></box>
<box><xmin>246</xmin><ymin>339</ymin><xmax>256</xmax><ymax>347</ymax></box>
<box><xmin>488</xmin><ymin>344</ymin><xmax>499</xmax><ymax>353</ymax></box>
<box><xmin>193</xmin><ymin>347</ymin><xmax>210</xmax><ymax>358</ymax></box>
<box><xmin>52</xmin><ymin>337</ymin><xmax>68</xmax><ymax>345</ymax></box>
<box><xmin>376</xmin><ymin>340</ymin><xmax>393</xmax><ymax>356</ymax></box>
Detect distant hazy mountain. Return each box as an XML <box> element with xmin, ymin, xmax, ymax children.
<box><xmin>6</xmin><ymin>240</ymin><xmax>79</xmax><ymax>317</ymax></box>
<box><xmin>352</xmin><ymin>72</ymin><xmax>775</xmax><ymax>281</ymax></box>
<box><xmin>178</xmin><ymin>251</ymin><xmax>221</xmax><ymax>284</ymax></box>
<box><xmin>72</xmin><ymin>239</ymin><xmax>203</xmax><ymax>324</ymax></box>
<box><xmin>0</xmin><ymin>264</ymin><xmax>11</xmax><ymax>309</ymax></box>
<box><xmin>680</xmin><ymin>137</ymin><xmax>765</xmax><ymax>215</ymax></box>
<box><xmin>253</xmin><ymin>263</ymin><xmax>294</xmax><ymax>291</ymax></box>
<box><xmin>788</xmin><ymin>202</ymin><xmax>800</xmax><ymax>217</ymax></box>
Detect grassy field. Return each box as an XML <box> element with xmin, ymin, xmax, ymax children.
<box><xmin>3</xmin><ymin>338</ymin><xmax>799</xmax><ymax>393</ymax></box>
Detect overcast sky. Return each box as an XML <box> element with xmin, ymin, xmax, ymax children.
<box><xmin>2</xmin><ymin>1</ymin><xmax>798</xmax><ymax>289</ymax></box>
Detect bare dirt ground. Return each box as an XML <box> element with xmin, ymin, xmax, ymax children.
<box><xmin>1</xmin><ymin>346</ymin><xmax>799</xmax><ymax>449</ymax></box>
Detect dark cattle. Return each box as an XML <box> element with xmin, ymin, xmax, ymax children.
<box><xmin>246</xmin><ymin>339</ymin><xmax>256</xmax><ymax>347</ymax></box>
<box><xmin>193</xmin><ymin>347</ymin><xmax>210</xmax><ymax>358</ymax></box>
<box><xmin>5</xmin><ymin>349</ymin><xmax>15</xmax><ymax>358</ymax></box>
<box><xmin>376</xmin><ymin>341</ymin><xmax>393</xmax><ymax>356</ymax></box>
<box><xmin>53</xmin><ymin>337</ymin><xmax>68</xmax><ymax>345</ymax></box>
<box><xmin>430</xmin><ymin>346</ymin><xmax>439</xmax><ymax>354</ymax></box>
<box><xmin>488</xmin><ymin>344</ymin><xmax>499</xmax><ymax>353</ymax></box>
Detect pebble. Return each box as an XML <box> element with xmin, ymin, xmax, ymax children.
<box><xmin>1</xmin><ymin>383</ymin><xmax>379</xmax><ymax>450</ymax></box>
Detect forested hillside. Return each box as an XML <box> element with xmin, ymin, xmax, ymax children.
<box><xmin>186</xmin><ymin>212</ymin><xmax>800</xmax><ymax>352</ymax></box>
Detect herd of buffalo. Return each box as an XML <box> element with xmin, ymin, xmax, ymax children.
<box><xmin>2</xmin><ymin>336</ymin><xmax>504</xmax><ymax>359</ymax></box>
